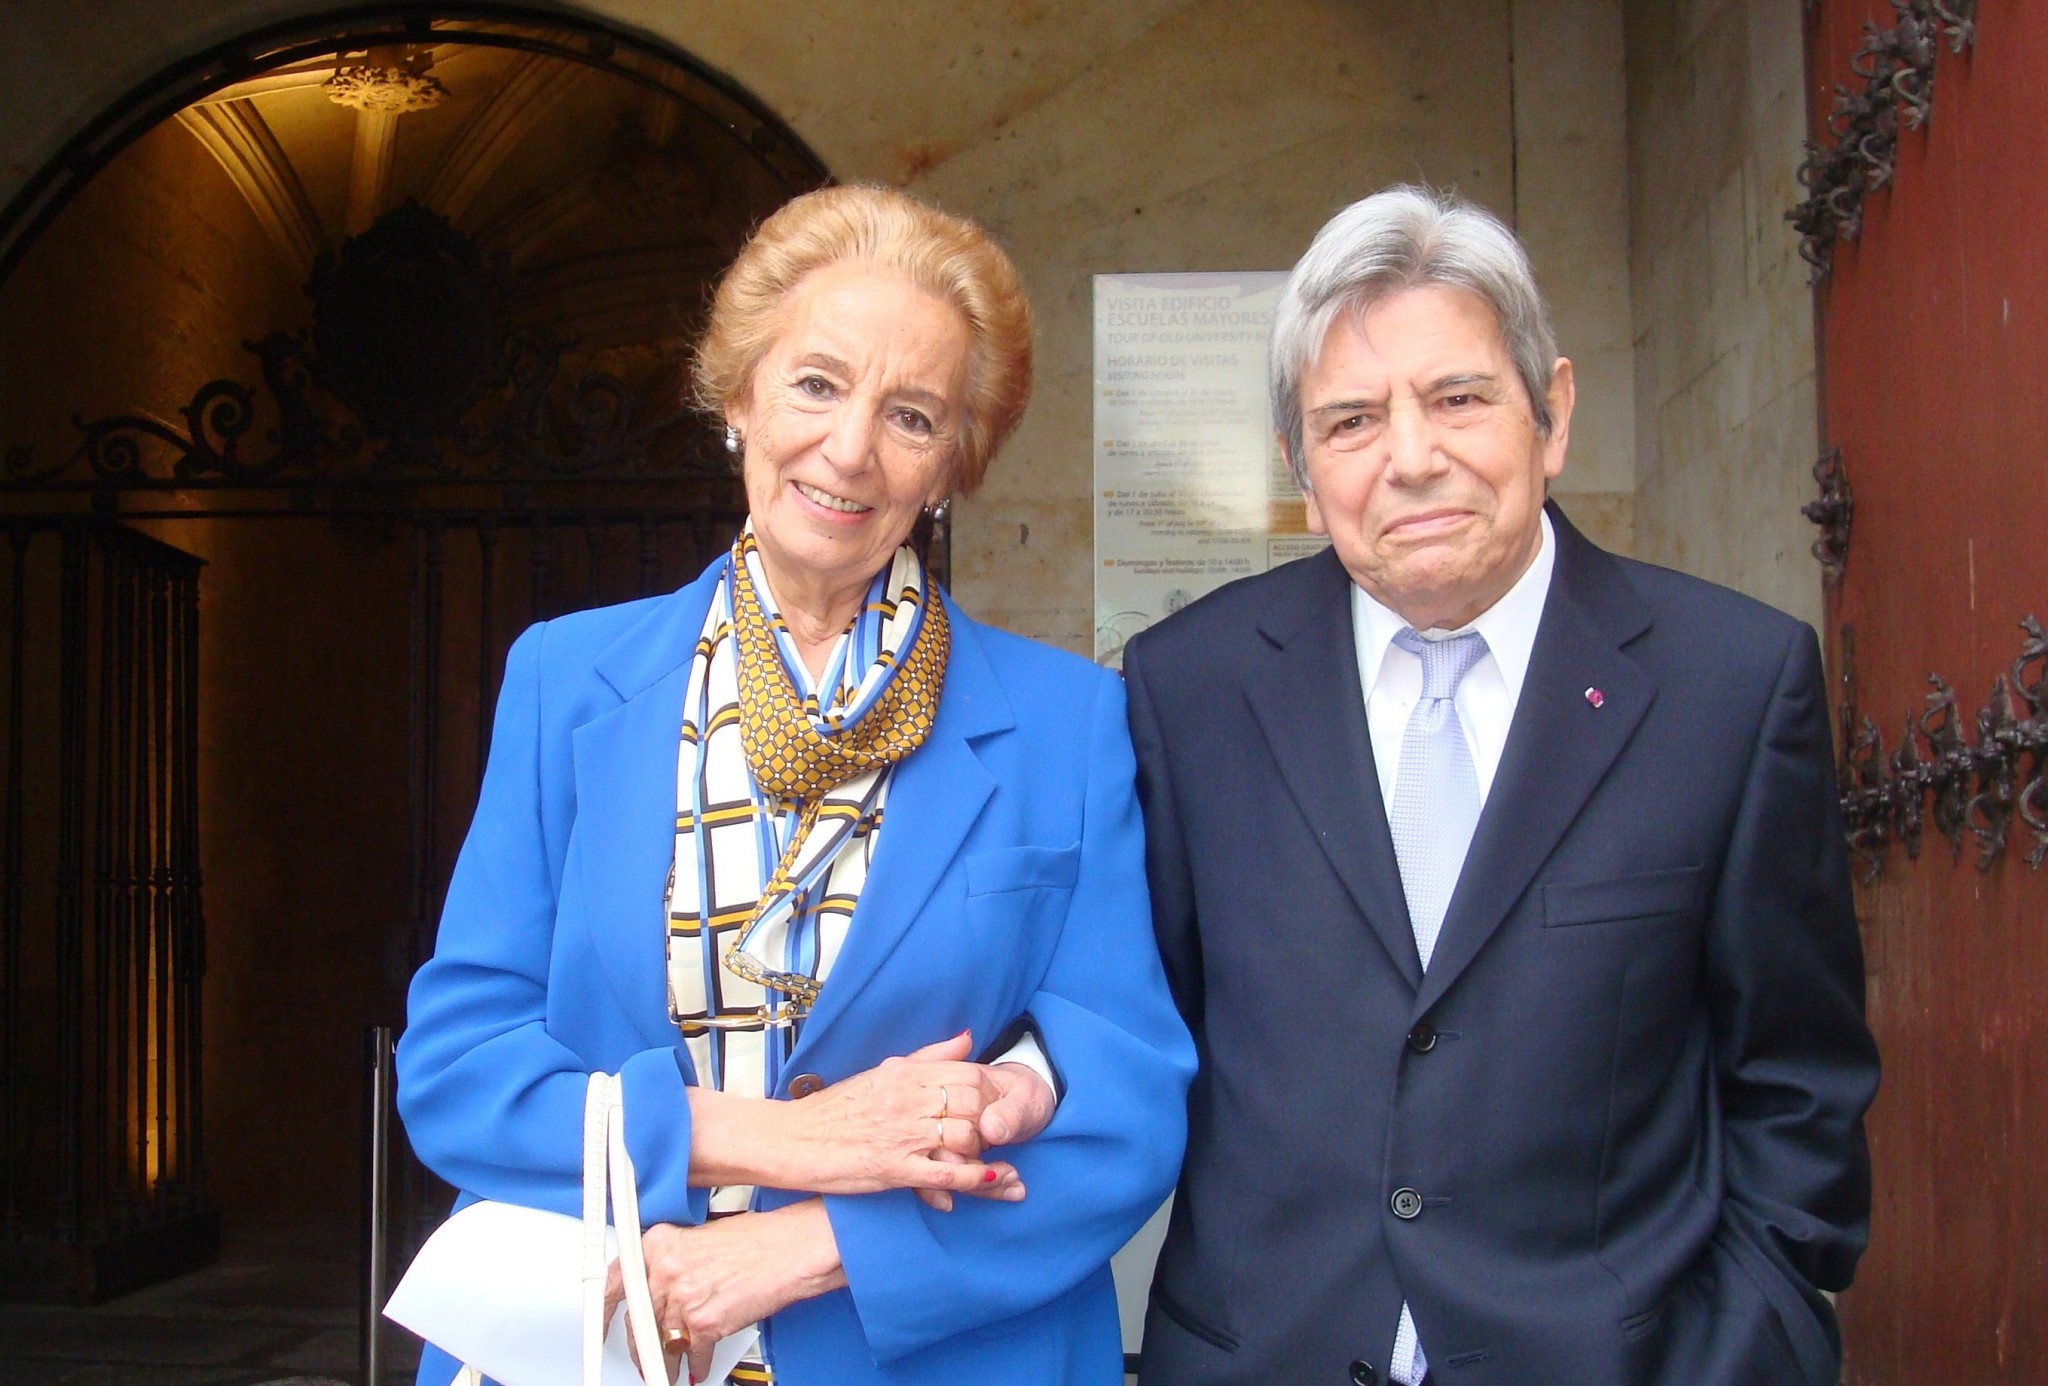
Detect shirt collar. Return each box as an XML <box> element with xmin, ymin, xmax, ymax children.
<box><xmin>1351</xmin><ymin>508</ymin><xmax>1556</xmax><ymax>703</ymax></box>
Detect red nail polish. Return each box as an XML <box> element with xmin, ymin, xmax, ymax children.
<box><xmin>983</xmin><ymin>1169</ymin><xmax>998</xmax><ymax>1184</ymax></box>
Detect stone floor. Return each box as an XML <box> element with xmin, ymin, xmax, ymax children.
<box><xmin>0</xmin><ymin>1218</ymin><xmax>1141</xmax><ymax>1385</ymax></box>
<box><xmin>0</xmin><ymin>1217</ymin><xmax>421</xmax><ymax>1386</ymax></box>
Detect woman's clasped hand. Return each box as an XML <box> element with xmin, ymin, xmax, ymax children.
<box><xmin>606</xmin><ymin>1205</ymin><xmax>841</xmax><ymax>1385</ymax></box>
<box><xmin>683</xmin><ymin>1031</ymin><xmax>1053</xmax><ymax>1205</ymax></box>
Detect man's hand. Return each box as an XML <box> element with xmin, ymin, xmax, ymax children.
<box><xmin>914</xmin><ymin>1060</ymin><xmax>1056</xmax><ymax>1212</ymax></box>
<box><xmin>980</xmin><ymin>1061</ymin><xmax>1057</xmax><ymax>1147</ymax></box>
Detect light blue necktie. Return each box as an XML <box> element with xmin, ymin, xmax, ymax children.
<box><xmin>1384</xmin><ymin>626</ymin><xmax>1488</xmax><ymax>1386</ymax></box>
<box><xmin>1386</xmin><ymin>627</ymin><xmax>1488</xmax><ymax>970</ymax></box>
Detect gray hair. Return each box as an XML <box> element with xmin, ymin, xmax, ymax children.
<box><xmin>1270</xmin><ymin>184</ymin><xmax>1559</xmax><ymax>488</ymax></box>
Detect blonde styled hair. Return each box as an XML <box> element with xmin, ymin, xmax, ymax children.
<box><xmin>693</xmin><ymin>185</ymin><xmax>1034</xmax><ymax>495</ymax></box>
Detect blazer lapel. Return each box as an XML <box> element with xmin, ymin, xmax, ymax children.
<box><xmin>1414</xmin><ymin>510</ymin><xmax>1657</xmax><ymax>1017</ymax></box>
<box><xmin>791</xmin><ymin>594</ymin><xmax>1013</xmax><ymax>1055</ymax></box>
<box><xmin>1244</xmin><ymin>550</ymin><xmax>1422</xmax><ymax>990</ymax></box>
<box><xmin>570</xmin><ymin>566</ymin><xmax>725</xmax><ymax>1053</ymax></box>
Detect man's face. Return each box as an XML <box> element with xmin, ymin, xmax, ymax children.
<box><xmin>1294</xmin><ymin>284</ymin><xmax>1573</xmax><ymax>631</ymax></box>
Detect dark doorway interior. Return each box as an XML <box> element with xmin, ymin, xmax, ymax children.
<box><xmin>0</xmin><ymin>5</ymin><xmax>831</xmax><ymax>1326</ymax></box>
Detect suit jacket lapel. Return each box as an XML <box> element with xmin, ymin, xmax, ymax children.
<box><xmin>1414</xmin><ymin>509</ymin><xmax>1656</xmax><ymax>1016</ymax></box>
<box><xmin>570</xmin><ymin>565</ymin><xmax>725</xmax><ymax>1054</ymax></box>
<box><xmin>791</xmin><ymin>594</ymin><xmax>1012</xmax><ymax>1057</ymax></box>
<box><xmin>1245</xmin><ymin>550</ymin><xmax>1423</xmax><ymax>990</ymax></box>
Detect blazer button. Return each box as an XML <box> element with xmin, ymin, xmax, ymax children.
<box><xmin>787</xmin><ymin>1072</ymin><xmax>826</xmax><ymax>1099</ymax></box>
<box><xmin>1389</xmin><ymin>1187</ymin><xmax>1424</xmax><ymax>1220</ymax></box>
<box><xmin>1406</xmin><ymin>1021</ymin><xmax>1437</xmax><ymax>1053</ymax></box>
<box><xmin>1349</xmin><ymin>1360</ymin><xmax>1378</xmax><ymax>1386</ymax></box>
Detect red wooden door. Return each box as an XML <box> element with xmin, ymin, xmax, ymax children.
<box><xmin>1803</xmin><ymin>3</ymin><xmax>2048</xmax><ymax>1380</ymax></box>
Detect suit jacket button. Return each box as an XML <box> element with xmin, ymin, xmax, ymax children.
<box><xmin>788</xmin><ymin>1072</ymin><xmax>826</xmax><ymax>1099</ymax></box>
<box><xmin>1349</xmin><ymin>1360</ymin><xmax>1378</xmax><ymax>1386</ymax></box>
<box><xmin>1406</xmin><ymin>1021</ymin><xmax>1437</xmax><ymax>1053</ymax></box>
<box><xmin>1390</xmin><ymin>1187</ymin><xmax>1423</xmax><ymax>1220</ymax></box>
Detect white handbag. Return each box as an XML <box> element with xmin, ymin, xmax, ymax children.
<box><xmin>386</xmin><ymin>1071</ymin><xmax>754</xmax><ymax>1386</ymax></box>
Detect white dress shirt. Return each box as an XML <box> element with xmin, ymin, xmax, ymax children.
<box><xmin>1351</xmin><ymin>511</ymin><xmax>1557</xmax><ymax>810</ymax></box>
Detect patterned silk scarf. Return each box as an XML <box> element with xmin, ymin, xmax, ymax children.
<box><xmin>665</xmin><ymin>527</ymin><xmax>946</xmax><ymax>1143</ymax></box>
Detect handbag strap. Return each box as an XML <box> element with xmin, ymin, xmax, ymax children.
<box><xmin>582</xmin><ymin>1071</ymin><xmax>671</xmax><ymax>1386</ymax></box>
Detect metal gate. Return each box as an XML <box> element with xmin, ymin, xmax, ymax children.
<box><xmin>0</xmin><ymin>520</ymin><xmax>208</xmax><ymax>1299</ymax></box>
<box><xmin>0</xmin><ymin>196</ymin><xmax>753</xmax><ymax>1300</ymax></box>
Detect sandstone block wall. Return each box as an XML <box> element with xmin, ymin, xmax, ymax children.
<box><xmin>1624</xmin><ymin>0</ymin><xmax>1823</xmax><ymax>631</ymax></box>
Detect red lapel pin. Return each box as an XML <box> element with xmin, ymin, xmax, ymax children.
<box><xmin>1584</xmin><ymin>687</ymin><xmax>1605</xmax><ymax>709</ymax></box>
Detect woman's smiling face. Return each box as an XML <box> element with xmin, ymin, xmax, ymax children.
<box><xmin>728</xmin><ymin>259</ymin><xmax>972</xmax><ymax>617</ymax></box>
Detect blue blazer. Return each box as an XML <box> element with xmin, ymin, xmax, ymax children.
<box><xmin>397</xmin><ymin>560</ymin><xmax>1195</xmax><ymax>1385</ymax></box>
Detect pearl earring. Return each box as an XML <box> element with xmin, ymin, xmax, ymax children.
<box><xmin>925</xmin><ymin>497</ymin><xmax>952</xmax><ymax>522</ymax></box>
<box><xmin>723</xmin><ymin>425</ymin><xmax>741</xmax><ymax>454</ymax></box>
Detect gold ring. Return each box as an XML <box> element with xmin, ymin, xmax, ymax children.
<box><xmin>937</xmin><ymin>1085</ymin><xmax>950</xmax><ymax>1120</ymax></box>
<box><xmin>662</xmin><ymin>1326</ymin><xmax>689</xmax><ymax>1349</ymax></box>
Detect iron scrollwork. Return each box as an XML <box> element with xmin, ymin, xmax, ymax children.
<box><xmin>1836</xmin><ymin>614</ymin><xmax>2048</xmax><ymax>880</ymax></box>
<box><xmin>4</xmin><ymin>201</ymin><xmax>724</xmax><ymax>490</ymax></box>
<box><xmin>33</xmin><ymin>334</ymin><xmax>358</xmax><ymax>487</ymax></box>
<box><xmin>1801</xmin><ymin>447</ymin><xmax>1853</xmax><ymax>584</ymax></box>
<box><xmin>1788</xmin><ymin>0</ymin><xmax>1977</xmax><ymax>282</ymax></box>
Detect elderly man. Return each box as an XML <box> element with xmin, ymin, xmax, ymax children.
<box><xmin>1123</xmin><ymin>185</ymin><xmax>1878</xmax><ymax>1386</ymax></box>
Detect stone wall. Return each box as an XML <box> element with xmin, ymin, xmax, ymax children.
<box><xmin>901</xmin><ymin>0</ymin><xmax>1522</xmax><ymax>649</ymax></box>
<box><xmin>1515</xmin><ymin>0</ymin><xmax>1637</xmax><ymax>556</ymax></box>
<box><xmin>1624</xmin><ymin>0</ymin><xmax>1824</xmax><ymax>630</ymax></box>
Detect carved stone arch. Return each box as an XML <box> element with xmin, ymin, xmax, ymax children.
<box><xmin>173</xmin><ymin>99</ymin><xmax>327</xmax><ymax>278</ymax></box>
<box><xmin>0</xmin><ymin>6</ymin><xmax>834</xmax><ymax>499</ymax></box>
<box><xmin>418</xmin><ymin>48</ymin><xmax>590</xmax><ymax>227</ymax></box>
<box><xmin>0</xmin><ymin>4</ymin><xmax>832</xmax><ymax>288</ymax></box>
<box><xmin>0</xmin><ymin>5</ymin><xmax>832</xmax><ymax>1312</ymax></box>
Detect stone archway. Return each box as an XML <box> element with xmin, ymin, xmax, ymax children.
<box><xmin>0</xmin><ymin>5</ymin><xmax>826</xmax><ymax>1310</ymax></box>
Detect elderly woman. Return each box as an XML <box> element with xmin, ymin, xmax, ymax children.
<box><xmin>397</xmin><ymin>184</ymin><xmax>1193</xmax><ymax>1386</ymax></box>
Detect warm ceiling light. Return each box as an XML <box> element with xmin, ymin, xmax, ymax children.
<box><xmin>325</xmin><ymin>45</ymin><xmax>447</xmax><ymax>113</ymax></box>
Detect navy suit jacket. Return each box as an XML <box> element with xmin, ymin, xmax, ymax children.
<box><xmin>397</xmin><ymin>560</ymin><xmax>1194</xmax><ymax>1385</ymax></box>
<box><xmin>1124</xmin><ymin>505</ymin><xmax>1877</xmax><ymax>1386</ymax></box>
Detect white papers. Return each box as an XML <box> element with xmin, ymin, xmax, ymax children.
<box><xmin>385</xmin><ymin>1199</ymin><xmax>758</xmax><ymax>1386</ymax></box>
<box><xmin>1092</xmin><ymin>271</ymin><xmax>1327</xmax><ymax>667</ymax></box>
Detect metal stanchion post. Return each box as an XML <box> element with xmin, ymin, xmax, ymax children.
<box><xmin>361</xmin><ymin>1025</ymin><xmax>394</xmax><ymax>1386</ymax></box>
